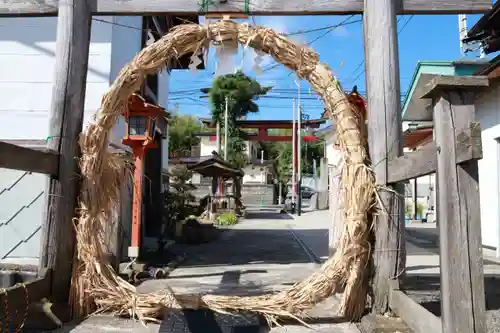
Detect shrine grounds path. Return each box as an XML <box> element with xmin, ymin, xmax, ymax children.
<box><xmin>52</xmin><ymin>209</ymin><xmax>363</xmax><ymax>333</ymax></box>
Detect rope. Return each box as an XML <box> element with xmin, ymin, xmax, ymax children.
<box><xmin>0</xmin><ymin>283</ymin><xmax>29</xmax><ymax>333</ymax></box>
<box><xmin>198</xmin><ymin>0</ymin><xmax>215</xmax><ymax>13</ymax></box>
<box><xmin>198</xmin><ymin>0</ymin><xmax>250</xmax><ymax>14</ymax></box>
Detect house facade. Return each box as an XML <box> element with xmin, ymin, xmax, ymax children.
<box><xmin>402</xmin><ymin>55</ymin><xmax>500</xmax><ymax>251</ymax></box>
<box><xmin>193</xmin><ymin>134</ymin><xmax>272</xmax><ymax>184</ymax></box>
<box><xmin>401</xmin><ymin>60</ymin><xmax>487</xmax><ymax>224</ymax></box>
<box><xmin>0</xmin><ymin>16</ymin><xmax>189</xmax><ymax>264</ymax></box>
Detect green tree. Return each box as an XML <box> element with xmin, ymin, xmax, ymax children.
<box><xmin>158</xmin><ymin>165</ymin><xmax>196</xmax><ymax>250</ymax></box>
<box><xmin>208</xmin><ymin>71</ymin><xmax>271</xmax><ymax>168</ymax></box>
<box><xmin>261</xmin><ymin>128</ymin><xmax>325</xmax><ymax>185</ymax></box>
<box><xmin>168</xmin><ymin>114</ymin><xmax>202</xmax><ymax>156</ymax></box>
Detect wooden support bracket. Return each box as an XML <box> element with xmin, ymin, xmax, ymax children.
<box><xmin>432</xmin><ymin>86</ymin><xmax>486</xmax><ymax>333</ymax></box>
<box><xmin>389</xmin><ymin>288</ymin><xmax>443</xmax><ymax>333</ymax></box>
<box><xmin>387</xmin><ymin>121</ymin><xmax>482</xmax><ymax>183</ymax></box>
<box><xmin>0</xmin><ymin>0</ymin><xmax>491</xmax><ymax>16</ymax></box>
<box><xmin>0</xmin><ymin>269</ymin><xmax>52</xmax><ymax>313</ymax></box>
<box><xmin>421</xmin><ymin>75</ymin><xmax>490</xmax><ymax>99</ymax></box>
<box><xmin>0</xmin><ymin>141</ymin><xmax>59</xmax><ymax>175</ymax></box>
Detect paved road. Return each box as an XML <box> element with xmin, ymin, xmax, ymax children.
<box><xmin>138</xmin><ymin>210</ymin><xmax>329</xmax><ymax>296</ymax></box>
<box><xmin>54</xmin><ymin>210</ymin><xmax>360</xmax><ymax>333</ymax></box>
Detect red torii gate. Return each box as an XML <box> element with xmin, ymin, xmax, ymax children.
<box><xmin>199</xmin><ymin>118</ymin><xmax>326</xmax><ymax>143</ymax></box>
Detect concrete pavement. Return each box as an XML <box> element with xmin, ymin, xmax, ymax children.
<box><xmin>53</xmin><ymin>209</ymin><xmax>361</xmax><ymax>333</ymax></box>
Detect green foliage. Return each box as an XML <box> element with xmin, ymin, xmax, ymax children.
<box><xmin>208</xmin><ymin>71</ymin><xmax>271</xmax><ymax>168</ymax></box>
<box><xmin>168</xmin><ymin>114</ymin><xmax>202</xmax><ymax>156</ymax></box>
<box><xmin>404</xmin><ymin>202</ymin><xmax>412</xmax><ymax>218</ymax></box>
<box><xmin>215</xmin><ymin>212</ymin><xmax>238</xmax><ymax>226</ymax></box>
<box><xmin>416</xmin><ymin>202</ymin><xmax>425</xmax><ymax>218</ymax></box>
<box><xmin>158</xmin><ymin>165</ymin><xmax>197</xmax><ymax>250</ymax></box>
<box><xmin>261</xmin><ymin>128</ymin><xmax>325</xmax><ymax>187</ymax></box>
<box><xmin>404</xmin><ymin>202</ymin><xmax>425</xmax><ymax>219</ymax></box>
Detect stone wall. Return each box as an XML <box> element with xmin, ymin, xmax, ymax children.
<box><xmin>191</xmin><ymin>182</ymin><xmax>276</xmax><ymax>206</ymax></box>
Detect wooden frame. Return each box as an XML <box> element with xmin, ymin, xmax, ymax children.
<box><xmin>0</xmin><ymin>0</ymin><xmax>491</xmax><ymax>329</ymax></box>
<box><xmin>389</xmin><ymin>287</ymin><xmax>443</xmax><ymax>333</ymax></box>
<box><xmin>0</xmin><ymin>269</ymin><xmax>52</xmax><ymax>319</ymax></box>
<box><xmin>386</xmin><ymin>76</ymin><xmax>488</xmax><ymax>333</ymax></box>
<box><xmin>387</xmin><ymin>123</ymin><xmax>482</xmax><ymax>183</ymax></box>
<box><xmin>0</xmin><ymin>0</ymin><xmax>490</xmax><ymax>16</ymax></box>
<box><xmin>0</xmin><ymin>141</ymin><xmax>59</xmax><ymax>176</ymax></box>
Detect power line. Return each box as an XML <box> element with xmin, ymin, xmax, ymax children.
<box><xmin>350</xmin><ymin>15</ymin><xmax>414</xmax><ymax>85</ymax></box>
<box><xmin>92</xmin><ymin>16</ymin><xmax>361</xmax><ymax>42</ymax></box>
<box><xmin>308</xmin><ymin>15</ymin><xmax>357</xmax><ymax>46</ymax></box>
<box><xmin>283</xmin><ymin>18</ymin><xmax>362</xmax><ymax>37</ymax></box>
<box><xmin>260</xmin><ymin>15</ymin><xmax>362</xmax><ymax>73</ymax></box>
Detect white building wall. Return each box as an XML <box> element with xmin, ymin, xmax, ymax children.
<box><xmin>200</xmin><ymin>136</ymin><xmax>218</xmax><ymax>156</ymax></box>
<box><xmin>0</xmin><ymin>17</ymin><xmax>144</xmax><ymax>263</ymax></box>
<box><xmin>242</xmin><ymin>165</ymin><xmax>268</xmax><ymax>183</ymax></box>
<box><xmin>475</xmin><ymin>84</ymin><xmax>500</xmax><ymax>250</ymax></box>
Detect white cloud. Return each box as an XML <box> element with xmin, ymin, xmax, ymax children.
<box><xmin>331</xmin><ymin>25</ymin><xmax>350</xmax><ymax>37</ymax></box>
<box><xmin>256</xmin><ymin>16</ymin><xmax>290</xmax><ymax>34</ymax></box>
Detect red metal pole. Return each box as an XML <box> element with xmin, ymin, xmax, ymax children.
<box><xmin>129</xmin><ymin>147</ymin><xmax>144</xmax><ymax>259</ymax></box>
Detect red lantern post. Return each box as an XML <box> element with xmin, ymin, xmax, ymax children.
<box><xmin>121</xmin><ymin>93</ymin><xmax>164</xmax><ymax>261</ymax></box>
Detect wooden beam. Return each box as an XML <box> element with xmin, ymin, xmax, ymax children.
<box><xmin>0</xmin><ymin>269</ymin><xmax>52</xmax><ymax>313</ymax></box>
<box><xmin>387</xmin><ymin>123</ymin><xmax>482</xmax><ymax>183</ymax></box>
<box><xmin>0</xmin><ymin>141</ymin><xmax>59</xmax><ymax>175</ymax></box>
<box><xmin>0</xmin><ymin>0</ymin><xmax>491</xmax><ymax>16</ymax></box>
<box><xmin>364</xmin><ymin>0</ymin><xmax>406</xmax><ymax>314</ymax></box>
<box><xmin>38</xmin><ymin>0</ymin><xmax>92</xmax><ymax>305</ymax></box>
<box><xmin>433</xmin><ymin>90</ymin><xmax>486</xmax><ymax>333</ymax></box>
<box><xmin>421</xmin><ymin>75</ymin><xmax>490</xmax><ymax>99</ymax></box>
<box><xmin>389</xmin><ymin>288</ymin><xmax>443</xmax><ymax>333</ymax></box>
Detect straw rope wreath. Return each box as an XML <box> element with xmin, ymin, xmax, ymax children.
<box><xmin>73</xmin><ymin>20</ymin><xmax>377</xmax><ymax>325</ymax></box>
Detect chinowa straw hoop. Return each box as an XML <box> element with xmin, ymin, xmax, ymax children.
<box><xmin>73</xmin><ymin>20</ymin><xmax>377</xmax><ymax>325</ymax></box>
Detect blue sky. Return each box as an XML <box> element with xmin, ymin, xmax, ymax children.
<box><xmin>167</xmin><ymin>13</ymin><xmax>487</xmax><ymax>122</ymax></box>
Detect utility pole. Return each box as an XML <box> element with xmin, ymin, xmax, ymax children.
<box><xmin>260</xmin><ymin>149</ymin><xmax>264</xmax><ymax>206</ymax></box>
<box><xmin>459</xmin><ymin>14</ymin><xmax>485</xmax><ymax>58</ymax></box>
<box><xmin>292</xmin><ymin>98</ymin><xmax>296</xmax><ymax>211</ymax></box>
<box><xmin>216</xmin><ymin>122</ymin><xmax>221</xmax><ymax>154</ymax></box>
<box><xmin>458</xmin><ymin>14</ymin><xmax>468</xmax><ymax>56</ymax></box>
<box><xmin>224</xmin><ymin>96</ymin><xmax>229</xmax><ymax>160</ymax></box>
<box><xmin>295</xmin><ymin>80</ymin><xmax>302</xmax><ymax>216</ymax></box>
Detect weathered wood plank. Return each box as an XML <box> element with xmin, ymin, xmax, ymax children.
<box><xmin>421</xmin><ymin>75</ymin><xmax>490</xmax><ymax>99</ymax></box>
<box><xmin>0</xmin><ymin>141</ymin><xmax>59</xmax><ymax>175</ymax></box>
<box><xmin>389</xmin><ymin>288</ymin><xmax>443</xmax><ymax>333</ymax></box>
<box><xmin>387</xmin><ymin>123</ymin><xmax>482</xmax><ymax>183</ymax></box>
<box><xmin>0</xmin><ymin>0</ymin><xmax>491</xmax><ymax>16</ymax></box>
<box><xmin>433</xmin><ymin>90</ymin><xmax>486</xmax><ymax>333</ymax></box>
<box><xmin>0</xmin><ymin>269</ymin><xmax>52</xmax><ymax>312</ymax></box>
<box><xmin>364</xmin><ymin>0</ymin><xmax>406</xmax><ymax>314</ymax></box>
<box><xmin>38</xmin><ymin>0</ymin><xmax>92</xmax><ymax>305</ymax></box>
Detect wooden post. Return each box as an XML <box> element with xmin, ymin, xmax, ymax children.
<box><xmin>38</xmin><ymin>0</ymin><xmax>93</xmax><ymax>303</ymax></box>
<box><xmin>364</xmin><ymin>0</ymin><xmax>406</xmax><ymax>313</ymax></box>
<box><xmin>422</xmin><ymin>76</ymin><xmax>487</xmax><ymax>333</ymax></box>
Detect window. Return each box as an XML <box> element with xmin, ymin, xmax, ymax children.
<box><xmin>129</xmin><ymin>116</ymin><xmax>147</xmax><ymax>136</ymax></box>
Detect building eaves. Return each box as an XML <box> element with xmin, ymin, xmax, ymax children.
<box><xmin>468</xmin><ymin>0</ymin><xmax>500</xmax><ymax>38</ymax></box>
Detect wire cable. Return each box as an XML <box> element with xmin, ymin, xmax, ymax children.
<box><xmin>350</xmin><ymin>15</ymin><xmax>414</xmax><ymax>85</ymax></box>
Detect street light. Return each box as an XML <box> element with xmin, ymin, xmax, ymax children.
<box><xmin>121</xmin><ymin>93</ymin><xmax>165</xmax><ymax>261</ymax></box>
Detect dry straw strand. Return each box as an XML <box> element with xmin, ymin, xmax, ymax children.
<box><xmin>74</xmin><ymin>20</ymin><xmax>377</xmax><ymax>325</ymax></box>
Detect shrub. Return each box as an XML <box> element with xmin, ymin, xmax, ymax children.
<box><xmin>405</xmin><ymin>202</ymin><xmax>426</xmax><ymax>219</ymax></box>
<box><xmin>158</xmin><ymin>165</ymin><xmax>197</xmax><ymax>251</ymax></box>
<box><xmin>215</xmin><ymin>212</ymin><xmax>238</xmax><ymax>226</ymax></box>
